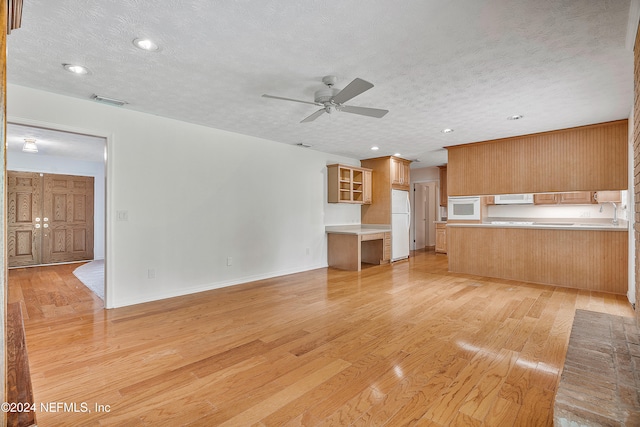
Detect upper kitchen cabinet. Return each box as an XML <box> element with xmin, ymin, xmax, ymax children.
<box><xmin>446</xmin><ymin>120</ymin><xmax>628</xmax><ymax>196</ymax></box>
<box><xmin>391</xmin><ymin>157</ymin><xmax>411</xmax><ymax>190</ymax></box>
<box><xmin>535</xmin><ymin>191</ymin><xmax>596</xmax><ymax>205</ymax></box>
<box><xmin>438</xmin><ymin>165</ymin><xmax>448</xmax><ymax>207</ymax></box>
<box><xmin>594</xmin><ymin>190</ymin><xmax>622</xmax><ymax>203</ymax></box>
<box><xmin>327</xmin><ymin>164</ymin><xmax>372</xmax><ymax>204</ymax></box>
<box><xmin>360</xmin><ymin>156</ymin><xmax>411</xmax><ymax>224</ymax></box>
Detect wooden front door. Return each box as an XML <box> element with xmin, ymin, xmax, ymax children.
<box><xmin>7</xmin><ymin>172</ymin><xmax>42</xmax><ymax>267</ymax></box>
<box><xmin>7</xmin><ymin>171</ymin><xmax>94</xmax><ymax>267</ymax></box>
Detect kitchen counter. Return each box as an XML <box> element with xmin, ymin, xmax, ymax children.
<box><xmin>447</xmin><ymin>219</ymin><xmax>627</xmax><ymax>231</ymax></box>
<box><xmin>325</xmin><ymin>224</ymin><xmax>392</xmax><ymax>234</ymax></box>
<box><xmin>325</xmin><ymin>225</ymin><xmax>392</xmax><ymax>271</ymax></box>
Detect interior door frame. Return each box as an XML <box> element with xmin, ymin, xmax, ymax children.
<box><xmin>411</xmin><ymin>180</ymin><xmax>439</xmax><ymax>251</ymax></box>
<box><xmin>6</xmin><ymin>117</ymin><xmax>113</xmax><ymax>308</ymax></box>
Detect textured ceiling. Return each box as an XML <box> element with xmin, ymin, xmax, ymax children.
<box><xmin>6</xmin><ymin>0</ymin><xmax>634</xmax><ymax>167</ymax></box>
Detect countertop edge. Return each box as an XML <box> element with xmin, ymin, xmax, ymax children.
<box><xmin>446</xmin><ymin>222</ymin><xmax>628</xmax><ymax>231</ymax></box>
<box><xmin>325</xmin><ymin>225</ymin><xmax>392</xmax><ymax>235</ymax></box>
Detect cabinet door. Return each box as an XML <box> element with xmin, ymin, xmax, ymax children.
<box><xmin>383</xmin><ymin>232</ymin><xmax>391</xmax><ymax>261</ymax></box>
<box><xmin>438</xmin><ymin>166</ymin><xmax>447</xmax><ymax>207</ymax></box>
<box><xmin>391</xmin><ymin>158</ymin><xmax>410</xmax><ymax>190</ymax></box>
<box><xmin>534</xmin><ymin>193</ymin><xmax>558</xmax><ymax>204</ymax></box>
<box><xmin>593</xmin><ymin>191</ymin><xmax>621</xmax><ymax>203</ymax></box>
<box><xmin>435</xmin><ymin>224</ymin><xmax>447</xmax><ymax>254</ymax></box>
<box><xmin>559</xmin><ymin>192</ymin><xmax>594</xmax><ymax>204</ymax></box>
<box><xmin>363</xmin><ymin>170</ymin><xmax>372</xmax><ymax>204</ymax></box>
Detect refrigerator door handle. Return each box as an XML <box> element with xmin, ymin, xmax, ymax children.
<box><xmin>406</xmin><ymin>197</ymin><xmax>411</xmax><ymax>227</ymax></box>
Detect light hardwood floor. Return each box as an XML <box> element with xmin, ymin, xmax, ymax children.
<box><xmin>8</xmin><ymin>250</ymin><xmax>635</xmax><ymax>426</ymax></box>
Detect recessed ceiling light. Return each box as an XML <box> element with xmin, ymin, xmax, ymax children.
<box><xmin>133</xmin><ymin>38</ymin><xmax>159</xmax><ymax>51</ymax></box>
<box><xmin>442</xmin><ymin>128</ymin><xmax>454</xmax><ymax>134</ymax></box>
<box><xmin>394</xmin><ymin>153</ymin><xmax>401</xmax><ymax>157</ymax></box>
<box><xmin>371</xmin><ymin>146</ymin><xmax>379</xmax><ymax>151</ymax></box>
<box><xmin>507</xmin><ymin>114</ymin><xmax>523</xmax><ymax>120</ymax></box>
<box><xmin>63</xmin><ymin>63</ymin><xmax>89</xmax><ymax>75</ymax></box>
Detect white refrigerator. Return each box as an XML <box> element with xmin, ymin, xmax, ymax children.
<box><xmin>391</xmin><ymin>189</ymin><xmax>410</xmax><ymax>261</ymax></box>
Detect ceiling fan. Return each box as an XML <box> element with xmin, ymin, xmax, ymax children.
<box><xmin>262</xmin><ymin>76</ymin><xmax>389</xmax><ymax>123</ymax></box>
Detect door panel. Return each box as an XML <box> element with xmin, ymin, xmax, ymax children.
<box><xmin>7</xmin><ymin>172</ymin><xmax>42</xmax><ymax>267</ymax></box>
<box><xmin>42</xmin><ymin>174</ymin><xmax>94</xmax><ymax>264</ymax></box>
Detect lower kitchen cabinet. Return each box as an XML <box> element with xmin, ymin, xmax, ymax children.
<box><xmin>447</xmin><ymin>225</ymin><xmax>627</xmax><ymax>294</ymax></box>
<box><xmin>435</xmin><ymin>223</ymin><xmax>447</xmax><ymax>254</ymax></box>
<box><xmin>383</xmin><ymin>232</ymin><xmax>391</xmax><ymax>261</ymax></box>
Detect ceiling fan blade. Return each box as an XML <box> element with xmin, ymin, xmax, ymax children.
<box><xmin>331</xmin><ymin>78</ymin><xmax>374</xmax><ymax>105</ymax></box>
<box><xmin>262</xmin><ymin>94</ymin><xmax>319</xmax><ymax>106</ymax></box>
<box><xmin>301</xmin><ymin>109</ymin><xmax>326</xmax><ymax>123</ymax></box>
<box><xmin>340</xmin><ymin>105</ymin><xmax>389</xmax><ymax>118</ymax></box>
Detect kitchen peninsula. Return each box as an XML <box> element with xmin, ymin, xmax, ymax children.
<box><xmin>325</xmin><ymin>225</ymin><xmax>391</xmax><ymax>271</ymax></box>
<box><xmin>447</xmin><ymin>220</ymin><xmax>628</xmax><ymax>294</ymax></box>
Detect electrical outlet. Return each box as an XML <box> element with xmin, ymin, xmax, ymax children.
<box><xmin>148</xmin><ymin>269</ymin><xmax>155</xmax><ymax>279</ymax></box>
<box><xmin>227</xmin><ymin>257</ymin><xmax>233</xmax><ymax>266</ymax></box>
<box><xmin>116</xmin><ymin>210</ymin><xmax>129</xmax><ymax>221</ymax></box>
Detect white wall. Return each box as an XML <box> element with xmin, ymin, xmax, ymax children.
<box><xmin>486</xmin><ymin>198</ymin><xmax>627</xmax><ymax>221</ymax></box>
<box><xmin>8</xmin><ymin>84</ymin><xmax>361</xmax><ymax>308</ymax></box>
<box><xmin>7</xmin><ymin>152</ymin><xmax>106</xmax><ymax>260</ymax></box>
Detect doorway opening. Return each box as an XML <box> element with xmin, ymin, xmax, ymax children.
<box><xmin>6</xmin><ymin>123</ymin><xmax>107</xmax><ymax>303</ymax></box>
<box><xmin>412</xmin><ymin>182</ymin><xmax>438</xmax><ymax>251</ymax></box>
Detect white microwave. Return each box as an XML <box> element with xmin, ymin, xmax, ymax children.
<box><xmin>448</xmin><ymin>197</ymin><xmax>481</xmax><ymax>220</ymax></box>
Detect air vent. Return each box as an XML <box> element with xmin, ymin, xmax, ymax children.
<box><xmin>91</xmin><ymin>94</ymin><xmax>128</xmax><ymax>107</ymax></box>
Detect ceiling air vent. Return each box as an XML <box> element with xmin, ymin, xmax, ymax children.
<box><xmin>91</xmin><ymin>94</ymin><xmax>128</xmax><ymax>107</ymax></box>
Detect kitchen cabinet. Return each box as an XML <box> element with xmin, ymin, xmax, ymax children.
<box><xmin>435</xmin><ymin>223</ymin><xmax>447</xmax><ymax>254</ymax></box>
<box><xmin>327</xmin><ymin>164</ymin><xmax>372</xmax><ymax>204</ymax></box>
<box><xmin>391</xmin><ymin>157</ymin><xmax>411</xmax><ymax>190</ymax></box>
<box><xmin>363</xmin><ymin>170</ymin><xmax>372</xmax><ymax>204</ymax></box>
<box><xmin>533</xmin><ymin>193</ymin><xmax>559</xmax><ymax>205</ymax></box>
<box><xmin>438</xmin><ymin>165</ymin><xmax>448</xmax><ymax>207</ymax></box>
<box><xmin>559</xmin><ymin>192</ymin><xmax>595</xmax><ymax>204</ymax></box>
<box><xmin>383</xmin><ymin>232</ymin><xmax>391</xmax><ymax>261</ymax></box>
<box><xmin>446</xmin><ymin>120</ymin><xmax>627</xmax><ymax>196</ymax></box>
<box><xmin>594</xmin><ymin>191</ymin><xmax>621</xmax><ymax>203</ymax></box>
<box><xmin>448</xmin><ymin>225</ymin><xmax>627</xmax><ymax>294</ymax></box>
<box><xmin>534</xmin><ymin>191</ymin><xmax>601</xmax><ymax>205</ymax></box>
<box><xmin>361</xmin><ymin>156</ymin><xmax>412</xmax><ymax>224</ymax></box>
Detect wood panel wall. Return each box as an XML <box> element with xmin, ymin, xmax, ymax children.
<box><xmin>448</xmin><ymin>227</ymin><xmax>628</xmax><ymax>294</ymax></box>
<box><xmin>361</xmin><ymin>157</ymin><xmax>392</xmax><ymax>224</ymax></box>
<box><xmin>446</xmin><ymin>120</ymin><xmax>628</xmax><ymax>196</ymax></box>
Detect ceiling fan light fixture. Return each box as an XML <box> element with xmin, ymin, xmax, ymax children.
<box><xmin>22</xmin><ymin>138</ymin><xmax>38</xmax><ymax>153</ymax></box>
<box><xmin>133</xmin><ymin>38</ymin><xmax>159</xmax><ymax>52</ymax></box>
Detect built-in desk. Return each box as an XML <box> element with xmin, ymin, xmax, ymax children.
<box><xmin>325</xmin><ymin>225</ymin><xmax>391</xmax><ymax>271</ymax></box>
